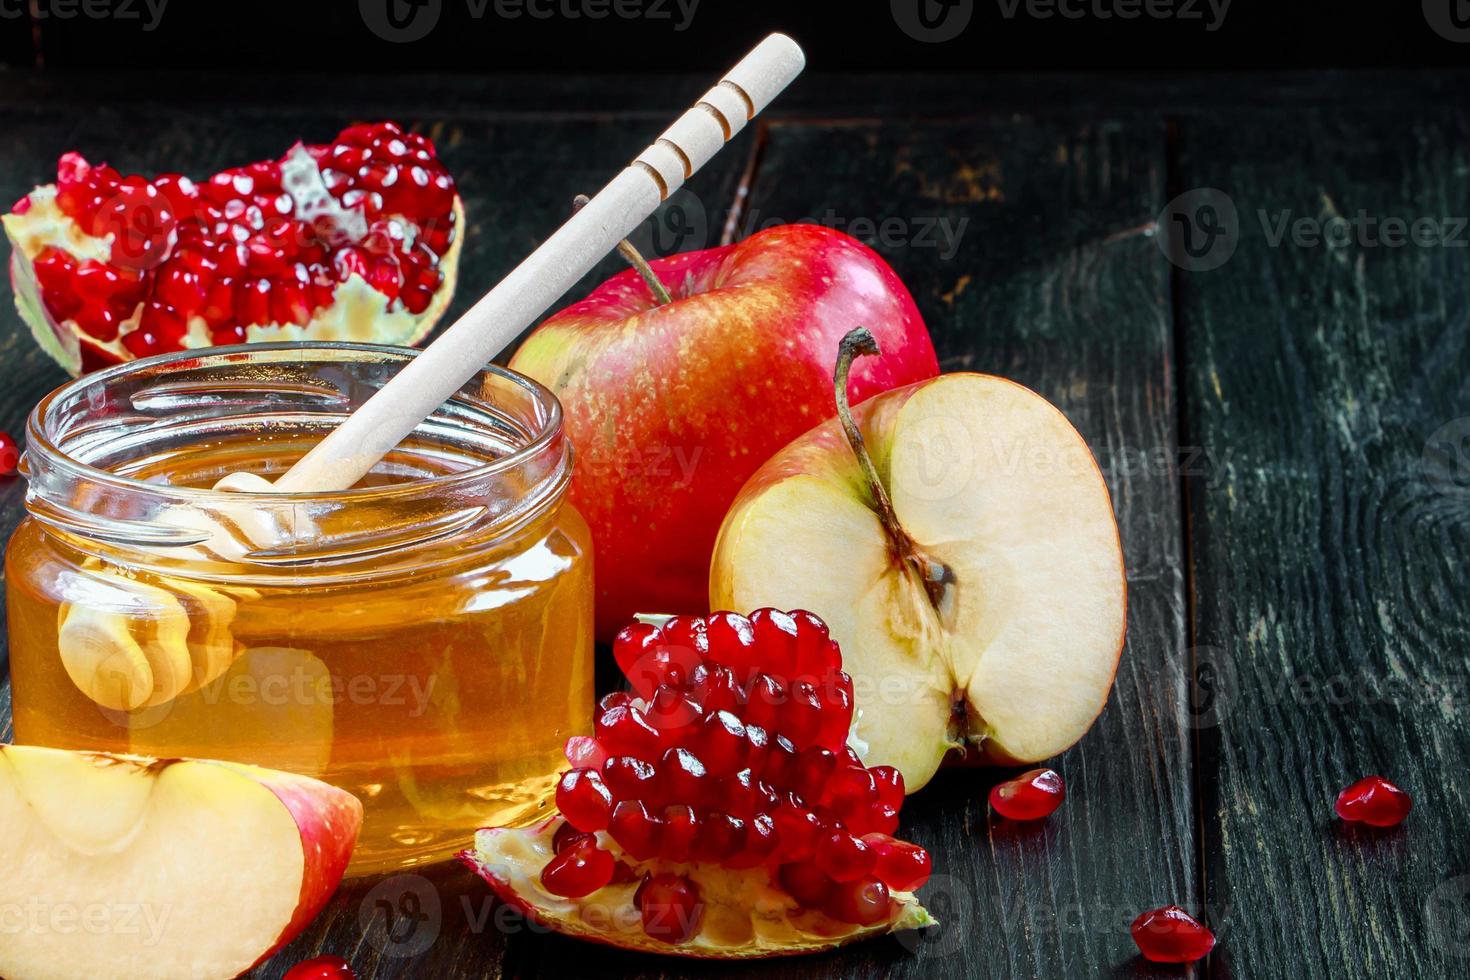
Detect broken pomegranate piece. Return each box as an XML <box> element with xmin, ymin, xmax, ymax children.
<box><xmin>3</xmin><ymin>122</ymin><xmax>463</xmax><ymax>375</ymax></box>
<box><xmin>462</xmin><ymin>609</ymin><xmax>935</xmax><ymax>957</ymax></box>
<box><xmin>1335</xmin><ymin>775</ymin><xmax>1412</xmax><ymax>827</ymax></box>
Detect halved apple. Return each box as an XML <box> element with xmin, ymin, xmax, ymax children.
<box><xmin>711</xmin><ymin>330</ymin><xmax>1126</xmax><ymax>791</ymax></box>
<box><xmin>0</xmin><ymin>744</ymin><xmax>362</xmax><ymax>980</ymax></box>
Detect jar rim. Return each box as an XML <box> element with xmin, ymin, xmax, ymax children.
<box><xmin>25</xmin><ymin>341</ymin><xmax>565</xmax><ymax>505</ymax></box>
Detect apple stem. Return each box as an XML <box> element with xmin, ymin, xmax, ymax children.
<box><xmin>573</xmin><ymin>194</ymin><xmax>673</xmax><ymax>305</ymax></box>
<box><xmin>833</xmin><ymin>328</ymin><xmax>956</xmax><ymax>612</ymax></box>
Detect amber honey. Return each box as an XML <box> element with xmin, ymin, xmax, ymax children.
<box><xmin>6</xmin><ymin>345</ymin><xmax>594</xmax><ymax>874</ymax></box>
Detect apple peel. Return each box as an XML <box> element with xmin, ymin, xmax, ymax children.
<box><xmin>461</xmin><ymin>816</ymin><xmax>935</xmax><ymax>958</ymax></box>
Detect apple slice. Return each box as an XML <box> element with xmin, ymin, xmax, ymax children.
<box><xmin>0</xmin><ymin>744</ymin><xmax>361</xmax><ymax>980</ymax></box>
<box><xmin>712</xmin><ymin>330</ymin><xmax>1126</xmax><ymax>791</ymax></box>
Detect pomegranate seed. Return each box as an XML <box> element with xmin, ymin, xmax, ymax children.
<box><xmin>647</xmin><ymin>687</ymin><xmax>701</xmax><ymax>746</ymax></box>
<box><xmin>0</xmin><ymin>431</ymin><xmax>19</xmax><ymax>476</ymax></box>
<box><xmin>1335</xmin><ymin>775</ymin><xmax>1412</xmax><ymax>827</ymax></box>
<box><xmin>726</xmin><ymin>812</ymin><xmax>779</xmax><ymax>869</ymax></box>
<box><xmin>870</xmin><ymin>765</ymin><xmax>905</xmax><ymax>808</ymax></box>
<box><xmin>598</xmin><ymin>691</ymin><xmax>633</xmax><ymax>712</ymax></box>
<box><xmin>541</xmin><ymin>836</ymin><xmax>615</xmax><ymax>898</ymax></box>
<box><xmin>1130</xmin><ymin>905</ymin><xmax>1215</xmax><ymax>963</ymax></box>
<box><xmin>790</xmin><ymin>609</ymin><xmax>838</xmax><ymax>674</ymax></box>
<box><xmin>283</xmin><ymin>955</ymin><xmax>356</xmax><ymax>980</ymax></box>
<box><xmin>989</xmin><ymin>768</ymin><xmax>1066</xmax><ymax>821</ymax></box>
<box><xmin>862</xmin><ymin>834</ymin><xmax>931</xmax><ymax>891</ymax></box>
<box><xmin>696</xmin><ymin>710</ymin><xmax>748</xmax><ymax>777</ymax></box>
<box><xmin>657</xmin><ymin>747</ymin><xmax>709</xmax><ymax>806</ymax></box>
<box><xmin>602</xmin><ymin>756</ymin><xmax>658</xmax><ymax>800</ymax></box>
<box><xmin>705</xmin><ymin>612</ymin><xmax>757</xmax><ymax>678</ymax></box>
<box><xmin>636</xmin><ymin>874</ymin><xmax>703</xmax><ymax>944</ymax></box>
<box><xmin>689</xmin><ymin>662</ymin><xmax>741</xmax><ymax>715</ymax></box>
<box><xmin>793</xmin><ymin>746</ymin><xmax>837</xmax><ymax>802</ymax></box>
<box><xmin>660</xmin><ymin>804</ymin><xmax>699</xmax><ymax>862</ymax></box>
<box><xmin>11</xmin><ymin>194</ymin><xmax>32</xmax><ymax>215</ymax></box>
<box><xmin>762</xmin><ymin>733</ymin><xmax>798</xmax><ymax>787</ymax></box>
<box><xmin>749</xmin><ymin>608</ymin><xmax>800</xmax><ymax>675</ymax></box>
<box><xmin>612</xmin><ymin>622</ymin><xmax>660</xmax><ymax>697</ymax></box>
<box><xmin>825</xmin><ymin>876</ymin><xmax>892</xmax><ymax>925</ymax></box>
<box><xmin>555</xmin><ymin>768</ymin><xmax>612</xmax><ymax>832</ymax></box>
<box><xmin>826</xmin><ymin>765</ymin><xmax>879</xmax><ymax>810</ymax></box>
<box><xmin>782</xmin><ymin>680</ymin><xmax>824</xmax><ymax>746</ymax></box>
<box><xmin>772</xmin><ymin>797</ymin><xmax>822</xmax><ymax>861</ymax></box>
<box><xmin>594</xmin><ymin>704</ymin><xmax>661</xmax><ymax>759</ymax></box>
<box><xmin>814</xmin><ymin>829</ymin><xmax>876</xmax><ymax>882</ymax></box>
<box><xmin>816</xmin><ymin>671</ymin><xmax>856</xmax><ymax>748</ymax></box>
<box><xmin>551</xmin><ymin>821</ymin><xmax>592</xmax><ymax>854</ymax></box>
<box><xmin>778</xmin><ymin>863</ymin><xmax>834</xmax><ymax>907</ymax></box>
<box><xmin>743</xmin><ymin>673</ymin><xmax>785</xmax><ymax>732</ymax></box>
<box><xmin>608</xmin><ymin>800</ymin><xmax>663</xmax><ymax>861</ymax></box>
<box><xmin>692</xmin><ymin>812</ymin><xmax>746</xmax><ymax>863</ymax></box>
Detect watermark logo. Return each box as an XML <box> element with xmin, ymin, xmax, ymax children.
<box><xmin>361</xmin><ymin>0</ymin><xmax>443</xmax><ymax>42</ymax></box>
<box><xmin>892</xmin><ymin>0</ymin><xmax>975</xmax><ymax>42</ymax></box>
<box><xmin>1423</xmin><ymin>417</ymin><xmax>1470</xmax><ymax>498</ymax></box>
<box><xmin>1173</xmin><ymin>643</ymin><xmax>1237</xmax><ymax>729</ymax></box>
<box><xmin>361</xmin><ymin>874</ymin><xmax>442</xmax><ymax>957</ymax></box>
<box><xmin>996</xmin><ymin>0</ymin><xmax>1231</xmax><ymax>31</ymax></box>
<box><xmin>1423</xmin><ymin>0</ymin><xmax>1470</xmax><ymax>42</ymax></box>
<box><xmin>625</xmin><ymin>188</ymin><xmax>709</xmax><ymax>258</ymax></box>
<box><xmin>1157</xmin><ymin>188</ymin><xmax>1239</xmax><ymax>272</ymax></box>
<box><xmin>1426</xmin><ymin>875</ymin><xmax>1470</xmax><ymax>957</ymax></box>
<box><xmin>0</xmin><ymin>0</ymin><xmax>169</xmax><ymax>31</ymax></box>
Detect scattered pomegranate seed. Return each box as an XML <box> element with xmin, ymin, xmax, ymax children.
<box><xmin>989</xmin><ymin>768</ymin><xmax>1066</xmax><ymax>821</ymax></box>
<box><xmin>541</xmin><ymin>835</ymin><xmax>615</xmax><ymax>898</ymax></box>
<box><xmin>0</xmin><ymin>431</ymin><xmax>18</xmax><ymax>475</ymax></box>
<box><xmin>1130</xmin><ymin>905</ymin><xmax>1215</xmax><ymax>963</ymax></box>
<box><xmin>546</xmin><ymin>609</ymin><xmax>932</xmax><ymax>940</ymax></box>
<box><xmin>1335</xmin><ymin>775</ymin><xmax>1412</xmax><ymax>827</ymax></box>
<box><xmin>283</xmin><ymin>955</ymin><xmax>356</xmax><ymax>980</ymax></box>
<box><xmin>636</xmin><ymin>874</ymin><xmax>704</xmax><ymax>944</ymax></box>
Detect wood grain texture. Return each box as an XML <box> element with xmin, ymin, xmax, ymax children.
<box><xmin>1175</xmin><ymin>109</ymin><xmax>1470</xmax><ymax>977</ymax></box>
<box><xmin>704</xmin><ymin>117</ymin><xmax>1195</xmax><ymax>980</ymax></box>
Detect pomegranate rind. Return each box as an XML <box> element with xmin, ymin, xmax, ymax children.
<box><xmin>459</xmin><ymin>817</ymin><xmax>935</xmax><ymax>959</ymax></box>
<box><xmin>3</xmin><ymin>191</ymin><xmax>463</xmax><ymax>376</ymax></box>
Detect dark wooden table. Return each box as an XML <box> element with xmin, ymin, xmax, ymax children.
<box><xmin>2</xmin><ymin>69</ymin><xmax>1468</xmax><ymax>979</ymax></box>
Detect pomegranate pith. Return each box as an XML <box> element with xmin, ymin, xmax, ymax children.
<box><xmin>541</xmin><ymin>609</ymin><xmax>933</xmax><ymax>945</ymax></box>
<box><xmin>1335</xmin><ymin>775</ymin><xmax>1412</xmax><ymax>827</ymax></box>
<box><xmin>1130</xmin><ymin>905</ymin><xmax>1215</xmax><ymax>963</ymax></box>
<box><xmin>5</xmin><ymin>122</ymin><xmax>461</xmax><ymax>374</ymax></box>
<box><xmin>989</xmin><ymin>768</ymin><xmax>1066</xmax><ymax>821</ymax></box>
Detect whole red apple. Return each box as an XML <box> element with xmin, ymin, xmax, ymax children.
<box><xmin>510</xmin><ymin>224</ymin><xmax>938</xmax><ymax>639</ymax></box>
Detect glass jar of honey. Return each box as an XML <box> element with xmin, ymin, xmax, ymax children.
<box><xmin>6</xmin><ymin>343</ymin><xmax>594</xmax><ymax>874</ymax></box>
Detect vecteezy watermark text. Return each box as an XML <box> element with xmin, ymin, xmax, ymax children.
<box><xmin>1</xmin><ymin>900</ymin><xmax>171</xmax><ymax>946</ymax></box>
<box><xmin>361</xmin><ymin>0</ymin><xmax>699</xmax><ymax>43</ymax></box>
<box><xmin>0</xmin><ymin>0</ymin><xmax>168</xmax><ymax>30</ymax></box>
<box><xmin>995</xmin><ymin>0</ymin><xmax>1231</xmax><ymax>31</ymax></box>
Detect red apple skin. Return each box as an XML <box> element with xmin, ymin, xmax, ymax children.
<box><xmin>509</xmin><ymin>224</ymin><xmax>939</xmax><ymax>639</ymax></box>
<box><xmin>235</xmin><ymin>764</ymin><xmax>363</xmax><ymax>971</ymax></box>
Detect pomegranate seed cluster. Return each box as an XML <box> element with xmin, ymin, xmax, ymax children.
<box><xmin>542</xmin><ymin>610</ymin><xmax>931</xmax><ymax>940</ymax></box>
<box><xmin>30</xmin><ymin>122</ymin><xmax>456</xmax><ymax>367</ymax></box>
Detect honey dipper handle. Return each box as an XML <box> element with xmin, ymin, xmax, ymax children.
<box><xmin>269</xmin><ymin>34</ymin><xmax>805</xmax><ymax>494</ymax></box>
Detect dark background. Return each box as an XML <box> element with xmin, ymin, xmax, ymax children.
<box><xmin>0</xmin><ymin>0</ymin><xmax>1464</xmax><ymax>73</ymax></box>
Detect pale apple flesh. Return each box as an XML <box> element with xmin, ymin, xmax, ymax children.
<box><xmin>712</xmin><ymin>373</ymin><xmax>1127</xmax><ymax>791</ymax></box>
<box><xmin>0</xmin><ymin>744</ymin><xmax>362</xmax><ymax>980</ymax></box>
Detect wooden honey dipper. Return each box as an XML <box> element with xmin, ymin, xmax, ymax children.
<box><xmin>59</xmin><ymin>34</ymin><xmax>806</xmax><ymax>712</ymax></box>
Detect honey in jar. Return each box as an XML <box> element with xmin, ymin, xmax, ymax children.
<box><xmin>5</xmin><ymin>344</ymin><xmax>594</xmax><ymax>874</ymax></box>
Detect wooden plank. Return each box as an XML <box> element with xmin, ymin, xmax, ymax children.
<box><xmin>521</xmin><ymin>117</ymin><xmax>1192</xmax><ymax>979</ymax></box>
<box><xmin>1175</xmin><ymin>109</ymin><xmax>1470</xmax><ymax>977</ymax></box>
